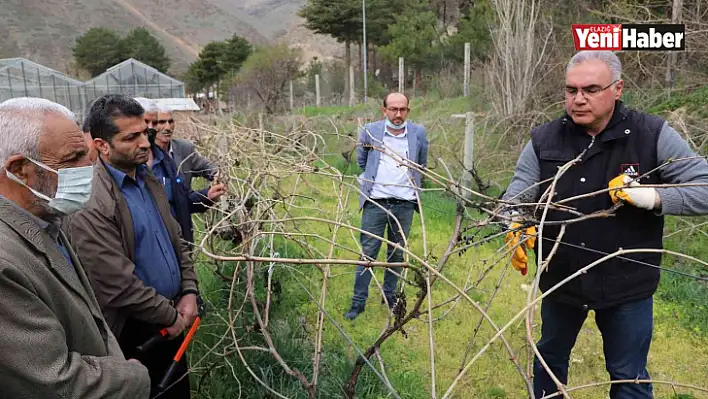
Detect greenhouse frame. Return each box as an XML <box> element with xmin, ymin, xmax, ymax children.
<box><xmin>0</xmin><ymin>57</ymin><xmax>188</xmax><ymax>121</ymax></box>
<box><xmin>83</xmin><ymin>58</ymin><xmax>185</xmax><ymax>103</ymax></box>
<box><xmin>0</xmin><ymin>58</ymin><xmax>87</xmax><ymax>118</ymax></box>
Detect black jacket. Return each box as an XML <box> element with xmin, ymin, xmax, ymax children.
<box><xmin>152</xmin><ymin>145</ymin><xmax>213</xmax><ymax>247</ymax></box>
<box><xmin>531</xmin><ymin>101</ymin><xmax>665</xmax><ymax>309</ymax></box>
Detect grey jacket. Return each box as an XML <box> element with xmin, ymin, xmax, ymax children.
<box><xmin>170</xmin><ymin>138</ymin><xmax>217</xmax><ymax>189</ymax></box>
<box><xmin>0</xmin><ymin>196</ymin><xmax>150</xmax><ymax>398</ymax></box>
<box><xmin>356</xmin><ymin>119</ymin><xmax>429</xmax><ymax>209</ymax></box>
<box><xmin>503</xmin><ymin>120</ymin><xmax>708</xmax><ymax>216</ymax></box>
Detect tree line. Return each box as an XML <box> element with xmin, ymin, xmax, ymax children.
<box><xmin>72</xmin><ymin>27</ymin><xmax>171</xmax><ymax>77</ymax></box>
<box><xmin>69</xmin><ymin>0</ymin><xmax>703</xmax><ymax>114</ymax></box>
<box><xmin>299</xmin><ymin>0</ymin><xmax>493</xmax><ymax>86</ymax></box>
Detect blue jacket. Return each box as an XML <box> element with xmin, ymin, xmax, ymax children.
<box><xmin>356</xmin><ymin>119</ymin><xmax>429</xmax><ymax>209</ymax></box>
<box><xmin>152</xmin><ymin>145</ymin><xmax>213</xmax><ymax>246</ymax></box>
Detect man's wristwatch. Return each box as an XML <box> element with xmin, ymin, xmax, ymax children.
<box><xmin>180</xmin><ymin>289</ymin><xmax>199</xmax><ymax>298</ymax></box>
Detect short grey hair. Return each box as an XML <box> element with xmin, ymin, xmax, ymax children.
<box><xmin>0</xmin><ymin>97</ymin><xmax>75</xmax><ymax>167</ymax></box>
<box><xmin>567</xmin><ymin>51</ymin><xmax>622</xmax><ymax>82</ymax></box>
<box><xmin>134</xmin><ymin>97</ymin><xmax>158</xmax><ymax>113</ymax></box>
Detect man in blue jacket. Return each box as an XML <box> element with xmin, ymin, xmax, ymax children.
<box><xmin>147</xmin><ymin>139</ymin><xmax>224</xmax><ymax>248</ymax></box>
<box><xmin>138</xmin><ymin>98</ymin><xmax>226</xmax><ymax>250</ymax></box>
<box><xmin>344</xmin><ymin>92</ymin><xmax>428</xmax><ymax>320</ymax></box>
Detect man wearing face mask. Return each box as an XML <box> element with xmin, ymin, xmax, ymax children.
<box><xmin>344</xmin><ymin>92</ymin><xmax>428</xmax><ymax>320</ymax></box>
<box><xmin>134</xmin><ymin>97</ymin><xmax>160</xmax><ymax>133</ymax></box>
<box><xmin>138</xmin><ymin>99</ymin><xmax>226</xmax><ymax>251</ymax></box>
<box><xmin>0</xmin><ymin>97</ymin><xmax>150</xmax><ymax>397</ymax></box>
<box><xmin>134</xmin><ymin>97</ymin><xmax>161</xmax><ymax>160</ymax></box>
<box><xmin>66</xmin><ymin>94</ymin><xmax>199</xmax><ymax>398</ymax></box>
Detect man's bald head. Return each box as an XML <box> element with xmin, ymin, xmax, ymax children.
<box><xmin>381</xmin><ymin>92</ymin><xmax>410</xmax><ymax>128</ymax></box>
<box><xmin>383</xmin><ymin>92</ymin><xmax>409</xmax><ymax>108</ymax></box>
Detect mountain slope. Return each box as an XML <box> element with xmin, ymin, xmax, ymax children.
<box><xmin>208</xmin><ymin>0</ymin><xmax>344</xmax><ymax>61</ymax></box>
<box><xmin>0</xmin><ymin>0</ymin><xmax>268</xmax><ymax>75</ymax></box>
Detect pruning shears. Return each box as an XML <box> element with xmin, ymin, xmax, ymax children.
<box><xmin>137</xmin><ymin>296</ymin><xmax>207</xmax><ymax>394</ymax></box>
<box><xmin>156</xmin><ymin>314</ymin><xmax>202</xmax><ymax>392</ymax></box>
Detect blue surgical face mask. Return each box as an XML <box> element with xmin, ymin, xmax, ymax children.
<box><xmin>7</xmin><ymin>157</ymin><xmax>94</xmax><ymax>215</ymax></box>
<box><xmin>385</xmin><ymin>117</ymin><xmax>407</xmax><ymax>130</ymax></box>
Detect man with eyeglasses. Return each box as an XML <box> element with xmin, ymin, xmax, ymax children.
<box><xmin>501</xmin><ymin>51</ymin><xmax>708</xmax><ymax>398</ymax></box>
<box><xmin>343</xmin><ymin>91</ymin><xmax>428</xmax><ymax>321</ymax></box>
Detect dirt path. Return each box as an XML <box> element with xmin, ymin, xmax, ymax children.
<box><xmin>112</xmin><ymin>0</ymin><xmax>200</xmax><ymax>58</ymax></box>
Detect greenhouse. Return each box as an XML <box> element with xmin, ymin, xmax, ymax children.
<box><xmin>84</xmin><ymin>58</ymin><xmax>185</xmax><ymax>103</ymax></box>
<box><xmin>0</xmin><ymin>57</ymin><xmax>188</xmax><ymax>120</ymax></box>
<box><xmin>0</xmin><ymin>57</ymin><xmax>87</xmax><ymax>117</ymax></box>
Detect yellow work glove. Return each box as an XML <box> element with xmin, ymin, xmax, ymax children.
<box><xmin>505</xmin><ymin>223</ymin><xmax>537</xmax><ymax>276</ymax></box>
<box><xmin>608</xmin><ymin>174</ymin><xmax>657</xmax><ymax>210</ymax></box>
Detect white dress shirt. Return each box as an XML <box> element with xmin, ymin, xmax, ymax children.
<box><xmin>369</xmin><ymin>127</ymin><xmax>417</xmax><ymax>201</ymax></box>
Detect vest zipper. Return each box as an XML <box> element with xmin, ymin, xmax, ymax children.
<box><xmin>578</xmin><ymin>135</ymin><xmax>596</xmax><ymax>162</ymax></box>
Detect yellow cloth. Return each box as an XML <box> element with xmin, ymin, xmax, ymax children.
<box><xmin>505</xmin><ymin>223</ymin><xmax>537</xmax><ymax>275</ymax></box>
<box><xmin>608</xmin><ymin>174</ymin><xmax>632</xmax><ymax>204</ymax></box>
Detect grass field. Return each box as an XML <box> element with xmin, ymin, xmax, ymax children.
<box><xmin>187</xmin><ymin>94</ymin><xmax>708</xmax><ymax>399</ymax></box>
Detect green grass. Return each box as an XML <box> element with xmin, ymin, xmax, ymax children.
<box><xmin>647</xmin><ymin>86</ymin><xmax>708</xmax><ymax>118</ymax></box>
<box><xmin>187</xmin><ymin>94</ymin><xmax>708</xmax><ymax>399</ymax></box>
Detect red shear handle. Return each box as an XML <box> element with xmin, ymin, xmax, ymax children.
<box><xmin>156</xmin><ymin>317</ymin><xmax>201</xmax><ymax>392</ymax></box>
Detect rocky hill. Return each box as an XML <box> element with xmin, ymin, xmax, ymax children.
<box><xmin>201</xmin><ymin>0</ymin><xmax>343</xmax><ymax>62</ymax></box>
<box><xmin>0</xmin><ymin>0</ymin><xmax>343</xmax><ymax>77</ymax></box>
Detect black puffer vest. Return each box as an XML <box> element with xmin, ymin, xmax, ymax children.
<box><xmin>531</xmin><ymin>101</ymin><xmax>665</xmax><ymax>309</ymax></box>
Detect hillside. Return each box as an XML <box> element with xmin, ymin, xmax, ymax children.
<box><xmin>0</xmin><ymin>0</ymin><xmax>269</xmax><ymax>75</ymax></box>
<box><xmin>0</xmin><ymin>0</ymin><xmax>344</xmax><ymax>77</ymax></box>
<box><xmin>210</xmin><ymin>0</ymin><xmax>344</xmax><ymax>61</ymax></box>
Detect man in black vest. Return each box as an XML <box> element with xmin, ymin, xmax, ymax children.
<box><xmin>502</xmin><ymin>51</ymin><xmax>708</xmax><ymax>399</ymax></box>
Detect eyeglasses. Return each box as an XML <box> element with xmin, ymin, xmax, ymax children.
<box><xmin>564</xmin><ymin>80</ymin><xmax>618</xmax><ymax>99</ymax></box>
<box><xmin>386</xmin><ymin>107</ymin><xmax>409</xmax><ymax>114</ymax></box>
<box><xmin>157</xmin><ymin>119</ymin><xmax>174</xmax><ymax>124</ymax></box>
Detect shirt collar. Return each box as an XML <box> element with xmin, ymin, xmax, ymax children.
<box><xmin>105</xmin><ymin>162</ymin><xmax>147</xmax><ymax>188</ymax></box>
<box><xmin>385</xmin><ymin>125</ymin><xmax>408</xmax><ymax>138</ymax></box>
<box><xmin>563</xmin><ymin>100</ymin><xmax>629</xmax><ymax>139</ymax></box>
<box><xmin>152</xmin><ymin>144</ymin><xmax>166</xmax><ymax>165</ymax></box>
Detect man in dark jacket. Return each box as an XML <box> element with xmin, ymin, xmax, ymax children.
<box><xmin>139</xmin><ymin>99</ymin><xmax>226</xmax><ymax>250</ymax></box>
<box><xmin>154</xmin><ymin>105</ymin><xmax>218</xmax><ymax>190</ymax></box>
<box><xmin>67</xmin><ymin>94</ymin><xmax>200</xmax><ymax>398</ymax></box>
<box><xmin>148</xmin><ymin>142</ymin><xmax>224</xmax><ymax>247</ymax></box>
<box><xmin>502</xmin><ymin>51</ymin><xmax>708</xmax><ymax>398</ymax></box>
